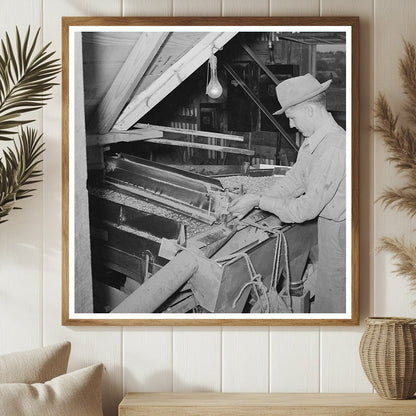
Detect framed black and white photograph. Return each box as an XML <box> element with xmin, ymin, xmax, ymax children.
<box><xmin>62</xmin><ymin>17</ymin><xmax>359</xmax><ymax>325</ymax></box>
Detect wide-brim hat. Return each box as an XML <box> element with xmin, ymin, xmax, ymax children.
<box><xmin>273</xmin><ymin>73</ymin><xmax>332</xmax><ymax>115</ymax></box>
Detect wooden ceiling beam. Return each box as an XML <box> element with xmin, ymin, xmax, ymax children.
<box><xmin>144</xmin><ymin>138</ymin><xmax>254</xmax><ymax>156</ymax></box>
<box><xmin>92</xmin><ymin>32</ymin><xmax>169</xmax><ymax>134</ymax></box>
<box><xmin>134</xmin><ymin>123</ymin><xmax>244</xmax><ymax>142</ymax></box>
<box><xmin>114</xmin><ymin>32</ymin><xmax>237</xmax><ymax>131</ymax></box>
<box><xmin>86</xmin><ymin>129</ymin><xmax>163</xmax><ymax>146</ymax></box>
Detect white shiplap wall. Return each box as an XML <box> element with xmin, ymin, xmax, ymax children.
<box><xmin>1</xmin><ymin>1</ymin><xmax>416</xmax><ymax>415</ymax></box>
<box><xmin>373</xmin><ymin>0</ymin><xmax>416</xmax><ymax>317</ymax></box>
<box><xmin>0</xmin><ymin>0</ymin><xmax>44</xmax><ymax>356</ymax></box>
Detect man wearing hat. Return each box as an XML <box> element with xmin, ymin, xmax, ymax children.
<box><xmin>230</xmin><ymin>73</ymin><xmax>346</xmax><ymax>313</ymax></box>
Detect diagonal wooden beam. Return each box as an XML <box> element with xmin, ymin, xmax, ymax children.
<box><xmin>134</xmin><ymin>122</ymin><xmax>244</xmax><ymax>142</ymax></box>
<box><xmin>114</xmin><ymin>32</ymin><xmax>237</xmax><ymax>131</ymax></box>
<box><xmin>223</xmin><ymin>62</ymin><xmax>299</xmax><ymax>153</ymax></box>
<box><xmin>144</xmin><ymin>138</ymin><xmax>254</xmax><ymax>156</ymax></box>
<box><xmin>86</xmin><ymin>129</ymin><xmax>163</xmax><ymax>146</ymax></box>
<box><xmin>241</xmin><ymin>43</ymin><xmax>280</xmax><ymax>86</ymax></box>
<box><xmin>92</xmin><ymin>32</ymin><xmax>169</xmax><ymax>134</ymax></box>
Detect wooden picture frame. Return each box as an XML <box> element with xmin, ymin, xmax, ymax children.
<box><xmin>62</xmin><ymin>16</ymin><xmax>359</xmax><ymax>326</ymax></box>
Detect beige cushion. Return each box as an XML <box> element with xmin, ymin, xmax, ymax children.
<box><xmin>0</xmin><ymin>342</ymin><xmax>71</xmax><ymax>384</ymax></box>
<box><xmin>0</xmin><ymin>363</ymin><xmax>104</xmax><ymax>416</ymax></box>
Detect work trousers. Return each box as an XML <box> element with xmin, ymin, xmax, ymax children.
<box><xmin>311</xmin><ymin>217</ymin><xmax>346</xmax><ymax>313</ymax></box>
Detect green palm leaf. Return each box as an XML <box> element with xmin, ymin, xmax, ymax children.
<box><xmin>0</xmin><ymin>27</ymin><xmax>60</xmax><ymax>141</ymax></box>
<box><xmin>0</xmin><ymin>127</ymin><xmax>44</xmax><ymax>223</ymax></box>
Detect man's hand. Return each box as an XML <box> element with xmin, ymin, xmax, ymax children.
<box><xmin>229</xmin><ymin>193</ymin><xmax>261</xmax><ymax>219</ymax></box>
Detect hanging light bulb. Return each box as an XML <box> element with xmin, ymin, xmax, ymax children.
<box><xmin>206</xmin><ymin>54</ymin><xmax>223</xmax><ymax>99</ymax></box>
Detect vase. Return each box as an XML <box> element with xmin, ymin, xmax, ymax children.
<box><xmin>359</xmin><ymin>317</ymin><xmax>416</xmax><ymax>399</ymax></box>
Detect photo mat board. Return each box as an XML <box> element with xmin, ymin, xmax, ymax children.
<box><xmin>62</xmin><ymin>17</ymin><xmax>359</xmax><ymax>325</ymax></box>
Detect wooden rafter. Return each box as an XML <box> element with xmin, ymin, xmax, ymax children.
<box><xmin>144</xmin><ymin>138</ymin><xmax>254</xmax><ymax>156</ymax></box>
<box><xmin>114</xmin><ymin>31</ymin><xmax>238</xmax><ymax>131</ymax></box>
<box><xmin>241</xmin><ymin>43</ymin><xmax>280</xmax><ymax>86</ymax></box>
<box><xmin>134</xmin><ymin>123</ymin><xmax>244</xmax><ymax>142</ymax></box>
<box><xmin>86</xmin><ymin>129</ymin><xmax>163</xmax><ymax>146</ymax></box>
<box><xmin>92</xmin><ymin>32</ymin><xmax>169</xmax><ymax>134</ymax></box>
<box><xmin>86</xmin><ymin>125</ymin><xmax>244</xmax><ymax>147</ymax></box>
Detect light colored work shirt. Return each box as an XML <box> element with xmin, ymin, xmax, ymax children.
<box><xmin>259</xmin><ymin>114</ymin><xmax>346</xmax><ymax>223</ymax></box>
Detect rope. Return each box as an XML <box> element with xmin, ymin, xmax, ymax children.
<box><xmin>233</xmin><ymin>276</ymin><xmax>270</xmax><ymax>312</ymax></box>
<box><xmin>270</xmin><ymin>230</ymin><xmax>293</xmax><ymax>313</ymax></box>
<box><xmin>215</xmin><ymin>228</ymin><xmax>293</xmax><ymax>314</ymax></box>
<box><xmin>216</xmin><ymin>252</ymin><xmax>270</xmax><ymax>312</ymax></box>
<box><xmin>174</xmin><ymin>227</ymin><xmax>293</xmax><ymax>313</ymax></box>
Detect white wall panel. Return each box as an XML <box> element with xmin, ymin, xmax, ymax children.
<box><xmin>0</xmin><ymin>0</ymin><xmax>43</xmax><ymax>355</ymax></box>
<box><xmin>124</xmin><ymin>328</ymin><xmax>173</xmax><ymax>393</ymax></box>
<box><xmin>123</xmin><ymin>0</ymin><xmax>172</xmax><ymax>16</ymax></box>
<box><xmin>173</xmin><ymin>0</ymin><xmax>221</xmax><ymax>16</ymax></box>
<box><xmin>0</xmin><ymin>0</ymin><xmax>41</xmax><ymax>33</ymax></box>
<box><xmin>0</xmin><ymin>196</ymin><xmax>43</xmax><ymax>353</ymax></box>
<box><xmin>270</xmin><ymin>0</ymin><xmax>319</xmax><ymax>16</ymax></box>
<box><xmin>48</xmin><ymin>0</ymin><xmax>123</xmax><ymax>16</ymax></box>
<box><xmin>222</xmin><ymin>0</ymin><xmax>270</xmax><ymax>16</ymax></box>
<box><xmin>222</xmin><ymin>327</ymin><xmax>269</xmax><ymax>392</ymax></box>
<box><xmin>270</xmin><ymin>327</ymin><xmax>319</xmax><ymax>392</ymax></box>
<box><xmin>173</xmin><ymin>327</ymin><xmax>221</xmax><ymax>391</ymax></box>
<box><xmin>320</xmin><ymin>327</ymin><xmax>372</xmax><ymax>392</ymax></box>
<box><xmin>42</xmin><ymin>1</ymin><xmax>123</xmax><ymax>415</ymax></box>
<box><xmin>374</xmin><ymin>0</ymin><xmax>416</xmax><ymax>317</ymax></box>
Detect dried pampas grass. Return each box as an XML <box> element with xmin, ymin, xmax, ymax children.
<box><xmin>379</xmin><ymin>237</ymin><xmax>416</xmax><ymax>294</ymax></box>
<box><xmin>376</xmin><ymin>40</ymin><xmax>416</xmax><ymax>298</ymax></box>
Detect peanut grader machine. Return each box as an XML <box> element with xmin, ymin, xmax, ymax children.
<box><xmin>88</xmin><ymin>154</ymin><xmax>317</xmax><ymax>315</ymax></box>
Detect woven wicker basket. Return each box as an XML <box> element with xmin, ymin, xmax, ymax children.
<box><xmin>359</xmin><ymin>317</ymin><xmax>416</xmax><ymax>399</ymax></box>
